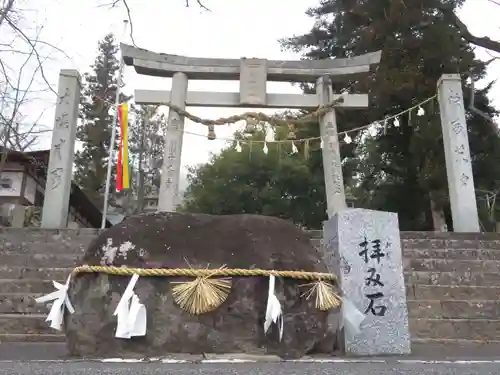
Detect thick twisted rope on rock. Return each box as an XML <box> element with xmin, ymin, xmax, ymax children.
<box><xmin>71</xmin><ymin>265</ymin><xmax>340</xmax><ymax>314</ymax></box>
<box><xmin>72</xmin><ymin>265</ymin><xmax>338</xmax><ymax>282</ymax></box>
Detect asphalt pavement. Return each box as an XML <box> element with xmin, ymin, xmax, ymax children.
<box><xmin>3</xmin><ymin>342</ymin><xmax>500</xmax><ymax>361</ymax></box>
<box><xmin>1</xmin><ymin>343</ymin><xmax>500</xmax><ymax>375</ymax></box>
<box><xmin>1</xmin><ymin>362</ymin><xmax>500</xmax><ymax>375</ymax></box>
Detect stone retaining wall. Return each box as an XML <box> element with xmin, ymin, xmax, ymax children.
<box><xmin>1</xmin><ymin>228</ymin><xmax>500</xmax><ymax>254</ymax></box>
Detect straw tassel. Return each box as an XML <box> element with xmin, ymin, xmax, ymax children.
<box><xmin>300</xmin><ymin>280</ymin><xmax>342</xmax><ymax>311</ymax></box>
<box><xmin>171</xmin><ymin>267</ymin><xmax>231</xmax><ymax>315</ymax></box>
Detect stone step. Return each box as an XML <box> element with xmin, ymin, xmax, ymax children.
<box><xmin>410</xmin><ymin>317</ymin><xmax>500</xmax><ymax>341</ymax></box>
<box><xmin>0</xmin><ymin>294</ymin><xmax>48</xmax><ymax>314</ymax></box>
<box><xmin>0</xmin><ymin>333</ymin><xmax>65</xmax><ymax>342</ymax></box>
<box><xmin>0</xmin><ymin>228</ymin><xmax>97</xmax><ymax>255</ymax></box>
<box><xmin>410</xmin><ymin>338</ymin><xmax>500</xmax><ymax>358</ymax></box>
<box><xmin>0</xmin><ymin>267</ymin><xmax>72</xmax><ymax>280</ymax></box>
<box><xmin>0</xmin><ymin>314</ymin><xmax>56</xmax><ymax>335</ymax></box>
<box><xmin>408</xmin><ymin>300</ymin><xmax>500</xmax><ymax>319</ymax></box>
<box><xmin>405</xmin><ymin>259</ymin><xmax>500</xmax><ymax>272</ymax></box>
<box><xmin>402</xmin><ymin>238</ymin><xmax>500</xmax><ymax>250</ymax></box>
<box><xmin>0</xmin><ymin>280</ymin><xmax>63</xmax><ymax>294</ymax></box>
<box><xmin>405</xmin><ymin>271</ymin><xmax>500</xmax><ymax>286</ymax></box>
<box><xmin>403</xmin><ymin>248</ymin><xmax>500</xmax><ymax>260</ymax></box>
<box><xmin>0</xmin><ymin>253</ymin><xmax>81</xmax><ymax>268</ymax></box>
<box><xmin>310</xmin><ymin>231</ymin><xmax>500</xmax><ymax>248</ymax></box>
<box><xmin>400</xmin><ymin>232</ymin><xmax>500</xmax><ymax>249</ymax></box>
<box><xmin>407</xmin><ymin>284</ymin><xmax>500</xmax><ymax>300</ymax></box>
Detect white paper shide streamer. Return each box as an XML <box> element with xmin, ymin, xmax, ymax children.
<box><xmin>341</xmin><ymin>298</ymin><xmax>366</xmax><ymax>340</ymax></box>
<box><xmin>263</xmin><ymin>275</ymin><xmax>283</xmax><ymax>341</ymax></box>
<box><xmin>35</xmin><ymin>275</ymin><xmax>75</xmax><ymax>331</ymax></box>
<box><xmin>114</xmin><ymin>273</ymin><xmax>147</xmax><ymax>339</ymax></box>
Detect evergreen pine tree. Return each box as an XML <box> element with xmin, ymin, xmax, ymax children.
<box><xmin>127</xmin><ymin>105</ymin><xmax>165</xmax><ymax>214</ymax></box>
<box><xmin>74</xmin><ymin>33</ymin><xmax>129</xmax><ymax>208</ymax></box>
<box><xmin>282</xmin><ymin>0</ymin><xmax>500</xmax><ymax>230</ymax></box>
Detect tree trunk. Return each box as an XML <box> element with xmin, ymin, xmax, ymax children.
<box><xmin>430</xmin><ymin>195</ymin><xmax>448</xmax><ymax>232</ymax></box>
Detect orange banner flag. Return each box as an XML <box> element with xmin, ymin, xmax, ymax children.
<box><xmin>116</xmin><ymin>104</ymin><xmax>129</xmax><ymax>191</ymax></box>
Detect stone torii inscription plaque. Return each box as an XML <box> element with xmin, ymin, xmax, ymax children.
<box><xmin>240</xmin><ymin>58</ymin><xmax>267</xmax><ymax>106</ymax></box>
<box><xmin>121</xmin><ymin>43</ymin><xmax>382</xmax><ymax>214</ymax></box>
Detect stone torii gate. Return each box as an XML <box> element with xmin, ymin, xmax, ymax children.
<box><xmin>121</xmin><ymin>44</ymin><xmax>382</xmax><ymax>215</ymax></box>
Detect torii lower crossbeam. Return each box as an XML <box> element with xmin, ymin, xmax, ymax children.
<box><xmin>135</xmin><ymin>90</ymin><xmax>368</xmax><ymax>110</ymax></box>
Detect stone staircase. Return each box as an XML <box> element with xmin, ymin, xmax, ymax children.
<box><xmin>402</xmin><ymin>232</ymin><xmax>500</xmax><ymax>345</ymax></box>
<box><xmin>0</xmin><ymin>229</ymin><xmax>98</xmax><ymax>343</ymax></box>
<box><xmin>310</xmin><ymin>230</ymin><xmax>500</xmax><ymax>346</ymax></box>
<box><xmin>0</xmin><ymin>228</ymin><xmax>499</xmax><ymax>346</ymax></box>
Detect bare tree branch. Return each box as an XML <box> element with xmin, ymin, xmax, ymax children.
<box><xmin>186</xmin><ymin>0</ymin><xmax>210</xmax><ymax>11</ymax></box>
<box><xmin>4</xmin><ymin>19</ymin><xmax>56</xmax><ymax>96</ymax></box>
<box><xmin>107</xmin><ymin>0</ymin><xmax>137</xmax><ymax>47</ymax></box>
<box><xmin>0</xmin><ymin>0</ymin><xmax>68</xmax><ymax>176</ymax></box>
<box><xmin>0</xmin><ymin>0</ymin><xmax>15</xmax><ymax>28</ymax></box>
<box><xmin>105</xmin><ymin>0</ymin><xmax>211</xmax><ymax>48</ymax></box>
<box><xmin>439</xmin><ymin>3</ymin><xmax>500</xmax><ymax>54</ymax></box>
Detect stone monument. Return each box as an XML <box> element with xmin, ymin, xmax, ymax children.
<box><xmin>323</xmin><ymin>209</ymin><xmax>411</xmax><ymax>355</ymax></box>
<box><xmin>437</xmin><ymin>74</ymin><xmax>480</xmax><ymax>232</ymax></box>
<box><xmin>41</xmin><ymin>69</ymin><xmax>81</xmax><ymax>228</ymax></box>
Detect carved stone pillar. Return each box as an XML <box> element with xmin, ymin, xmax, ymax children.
<box><xmin>317</xmin><ymin>76</ymin><xmax>347</xmax><ymax>217</ymax></box>
<box><xmin>41</xmin><ymin>69</ymin><xmax>81</xmax><ymax>228</ymax></box>
<box><xmin>157</xmin><ymin>72</ymin><xmax>188</xmax><ymax>212</ymax></box>
<box><xmin>437</xmin><ymin>74</ymin><xmax>479</xmax><ymax>232</ymax></box>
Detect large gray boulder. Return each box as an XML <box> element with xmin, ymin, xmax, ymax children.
<box><xmin>65</xmin><ymin>212</ymin><xmax>339</xmax><ymax>358</ymax></box>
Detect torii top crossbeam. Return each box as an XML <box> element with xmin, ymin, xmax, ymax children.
<box><xmin>121</xmin><ymin>44</ymin><xmax>382</xmax><ymax>83</ymax></box>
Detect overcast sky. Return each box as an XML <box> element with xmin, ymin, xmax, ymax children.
<box><xmin>4</xmin><ymin>0</ymin><xmax>500</xmax><ymax>188</ymax></box>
